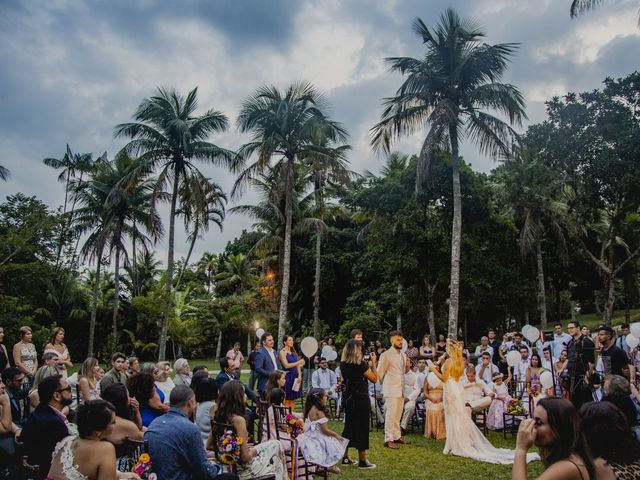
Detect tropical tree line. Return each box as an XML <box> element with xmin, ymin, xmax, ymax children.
<box><xmin>1</xmin><ymin>9</ymin><xmax>639</xmax><ymax>362</ymax></box>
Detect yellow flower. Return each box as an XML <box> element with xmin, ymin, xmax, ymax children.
<box><xmin>139</xmin><ymin>453</ymin><xmax>150</xmax><ymax>464</ymax></box>
<box><xmin>237</xmin><ymin>437</ymin><xmax>243</xmax><ymax>445</ymax></box>
<box><xmin>221</xmin><ymin>453</ymin><xmax>237</xmax><ymax>465</ymax></box>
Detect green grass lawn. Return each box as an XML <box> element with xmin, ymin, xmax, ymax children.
<box><xmin>329</xmin><ymin>420</ymin><xmax>544</xmax><ymax>480</ymax></box>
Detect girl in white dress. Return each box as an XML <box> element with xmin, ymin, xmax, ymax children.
<box><xmin>487</xmin><ymin>373</ymin><xmax>511</xmax><ymax>430</ymax></box>
<box><xmin>298</xmin><ymin>388</ymin><xmax>349</xmax><ymax>473</ymax></box>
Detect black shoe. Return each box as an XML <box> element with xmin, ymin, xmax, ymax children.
<box><xmin>341</xmin><ymin>457</ymin><xmax>356</xmax><ymax>466</ymax></box>
<box><xmin>358</xmin><ymin>461</ymin><xmax>376</xmax><ymax>469</ymax></box>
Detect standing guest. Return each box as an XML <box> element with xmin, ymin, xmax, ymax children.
<box><xmin>616</xmin><ymin>323</ymin><xmax>631</xmax><ymax>355</ymax></box>
<box><xmin>211</xmin><ymin>381</ymin><xmax>286</xmax><ymax>480</ymax></box>
<box><xmin>513</xmin><ymin>346</ymin><xmax>531</xmax><ymax>389</ymax></box>
<box><xmin>326</xmin><ymin>336</ymin><xmax>338</xmax><ymax>368</ymax></box>
<box><xmin>255</xmin><ymin>332</ymin><xmax>282</xmax><ymax>396</ymax></box>
<box><xmin>12</xmin><ymin>326</ymin><xmax>37</xmax><ymax>388</ymax></box>
<box><xmin>419</xmin><ymin>335</ymin><xmax>434</xmax><ymax>361</ymax></box>
<box><xmin>552</xmin><ymin>322</ymin><xmax>572</xmax><ymax>361</ymax></box>
<box><xmin>487</xmin><ymin>373</ymin><xmax>511</xmax><ymax>431</ymax></box>
<box><xmin>247</xmin><ymin>342</ymin><xmax>260</xmax><ymax>392</ymax></box>
<box><xmin>423</xmin><ymin>368</ymin><xmax>445</xmax><ymax>439</ymax></box>
<box><xmin>19</xmin><ymin>375</ymin><xmax>73</xmax><ymax>479</ymax></box>
<box><xmin>510</xmin><ymin>333</ymin><xmax>532</xmax><ymax>356</ymax></box>
<box><xmin>524</xmin><ymin>354</ymin><xmax>544</xmax><ymax>388</ymax></box>
<box><xmin>405</xmin><ymin>340</ymin><xmax>419</xmax><ymax>368</ymax></box>
<box><xmin>44</xmin><ymin>327</ymin><xmax>72</xmax><ymax>379</ymax></box>
<box><xmin>279</xmin><ymin>335</ymin><xmax>304</xmax><ymax>409</ymax></box>
<box><xmin>100</xmin><ymin>352</ymin><xmax>128</xmax><ymax>392</ymax></box>
<box><xmin>581</xmin><ymin>326</ymin><xmax>591</xmax><ymax>339</ymax></box>
<box><xmin>436</xmin><ymin>334</ymin><xmax>447</xmax><ymax>358</ymax></box>
<box><xmin>311</xmin><ymin>357</ymin><xmax>338</xmax><ymax>399</ymax></box>
<box><xmin>77</xmin><ymin>357</ymin><xmax>102</xmax><ymax>402</ymax></box>
<box><xmin>377</xmin><ymin>330</ymin><xmax>409</xmax><ymax>449</ymax></box>
<box><xmin>566</xmin><ymin>321</ymin><xmax>595</xmax><ymax>408</ymax></box>
<box><xmin>173</xmin><ymin>358</ymin><xmax>192</xmax><ymax>387</ymax></box>
<box><xmin>147</xmin><ymin>385</ymin><xmax>238</xmax><ymax>480</ymax></box>
<box><xmin>579</xmin><ymin>401</ymin><xmax>640</xmax><ymax>478</ymax></box>
<box><xmin>1</xmin><ymin>367</ymin><xmax>27</xmax><ymax>427</ymax></box>
<box><xmin>474</xmin><ymin>336</ymin><xmax>494</xmax><ymax>362</ymax></box>
<box><xmin>340</xmin><ymin>339</ymin><xmax>378</xmax><ymax>469</ymax></box>
<box><xmin>476</xmin><ymin>351</ymin><xmax>500</xmax><ymax>384</ymax></box>
<box><xmin>127</xmin><ymin>371</ymin><xmax>169</xmax><ymax>428</ymax></box>
<box><xmin>226</xmin><ymin>342</ymin><xmax>244</xmax><ymax>379</ymax></box>
<box><xmin>375</xmin><ymin>340</ymin><xmax>385</xmax><ymax>357</ymax></box>
<box><xmin>47</xmin><ymin>400</ymin><xmax>141</xmax><ymax>480</ymax></box>
<box><xmin>0</xmin><ymin>326</ymin><xmax>10</xmax><ymax>371</ymax></box>
<box><xmin>488</xmin><ymin>329</ymin><xmax>502</xmax><ymax>366</ymax></box>
<box><xmin>350</xmin><ymin>329</ymin><xmax>364</xmax><ymax>341</ymax></box>
<box><xmin>541</xmin><ymin>348</ymin><xmax>553</xmax><ymax>372</ymax></box>
<box><xmin>127</xmin><ymin>356</ymin><xmax>139</xmax><ymax>376</ymax></box>
<box><xmin>512</xmin><ymin>397</ymin><xmax>595</xmax><ymax>480</ymax></box>
<box><xmin>596</xmin><ymin>325</ymin><xmax>630</xmax><ymax>378</ymax></box>
<box><xmin>155</xmin><ymin>361</ymin><xmax>176</xmax><ymax>403</ymax></box>
<box><xmin>193</xmin><ymin>378</ymin><xmax>218</xmax><ymax>444</ymax></box>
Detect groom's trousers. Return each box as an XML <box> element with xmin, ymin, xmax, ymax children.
<box><xmin>384</xmin><ymin>396</ymin><xmax>404</xmax><ymax>442</ymax></box>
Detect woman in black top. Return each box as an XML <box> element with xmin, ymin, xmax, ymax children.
<box><xmin>341</xmin><ymin>339</ymin><xmax>378</xmax><ymax>469</ymax></box>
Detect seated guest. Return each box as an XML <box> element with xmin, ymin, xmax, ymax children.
<box><xmin>475</xmin><ymin>351</ymin><xmax>499</xmax><ymax>384</ymax></box>
<box><xmin>579</xmin><ymin>401</ymin><xmax>640</xmax><ymax>479</ymax></box>
<box><xmin>462</xmin><ymin>365</ymin><xmax>493</xmax><ymax>414</ymax></box>
<box><xmin>0</xmin><ymin>385</ymin><xmax>17</xmax><ymax>456</ymax></box>
<box><xmin>215</xmin><ymin>357</ymin><xmax>237</xmax><ymax>389</ymax></box>
<box><xmin>127</xmin><ymin>356</ymin><xmax>139</xmax><ymax>376</ymax></box>
<box><xmin>77</xmin><ymin>357</ymin><xmax>102</xmax><ymax>402</ymax></box>
<box><xmin>602</xmin><ymin>374</ymin><xmax>639</xmax><ymax>437</ymax></box>
<box><xmin>513</xmin><ymin>397</ymin><xmax>595</xmax><ymax>480</ymax></box>
<box><xmin>192</xmin><ymin>365</ymin><xmax>210</xmax><ymax>390</ymax></box>
<box><xmin>368</xmin><ymin>379</ymin><xmax>384</xmax><ymax>427</ymax></box>
<box><xmin>194</xmin><ymin>378</ymin><xmax>219</xmax><ymax>444</ymax></box>
<box><xmin>47</xmin><ymin>400</ymin><xmax>140</xmax><ymax>480</ymax></box>
<box><xmin>28</xmin><ymin>352</ymin><xmax>60</xmax><ymax>409</ymax></box>
<box><xmin>423</xmin><ymin>373</ymin><xmax>445</xmax><ymax>440</ymax></box>
<box><xmin>146</xmin><ymin>385</ymin><xmax>236</xmax><ymax>480</ymax></box>
<box><xmin>154</xmin><ymin>361</ymin><xmax>176</xmax><ymax>403</ymax></box>
<box><xmin>100</xmin><ymin>352</ymin><xmax>128</xmax><ymax>392</ymax></box>
<box><xmin>173</xmin><ymin>358</ymin><xmax>192</xmax><ymax>386</ymax></box>
<box><xmin>1</xmin><ymin>367</ymin><xmax>27</xmax><ymax>427</ymax></box>
<box><xmin>311</xmin><ymin>357</ymin><xmax>337</xmax><ymax>399</ymax></box>
<box><xmin>400</xmin><ymin>366</ymin><xmax>418</xmax><ymax>433</ymax></box>
<box><xmin>19</xmin><ymin>375</ymin><xmax>73</xmax><ymax>479</ymax></box>
<box><xmin>100</xmin><ymin>383</ymin><xmax>144</xmax><ymax>468</ymax></box>
<box><xmin>127</xmin><ymin>372</ymin><xmax>169</xmax><ymax>428</ymax></box>
<box><xmin>264</xmin><ymin>370</ymin><xmax>287</xmax><ymax>402</ymax></box>
<box><xmin>487</xmin><ymin>373</ymin><xmax>511</xmax><ymax>431</ymax></box>
<box><xmin>211</xmin><ymin>381</ymin><xmax>286</xmax><ymax>480</ymax></box>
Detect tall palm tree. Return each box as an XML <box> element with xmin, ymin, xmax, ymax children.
<box><xmin>234</xmin><ymin>82</ymin><xmax>347</xmax><ymax>348</ymax></box>
<box><xmin>215</xmin><ymin>253</ymin><xmax>256</xmax><ymax>294</ymax></box>
<box><xmin>372</xmin><ymin>9</ymin><xmax>526</xmax><ymax>338</ymax></box>
<box><xmin>115</xmin><ymin>87</ymin><xmax>239</xmax><ymax>360</ymax></box>
<box><xmin>570</xmin><ymin>0</ymin><xmax>640</xmax><ymax>24</ymax></box>
<box><xmin>123</xmin><ymin>249</ymin><xmax>162</xmax><ymax>297</ymax></box>
<box><xmin>0</xmin><ymin>165</ymin><xmax>9</xmax><ymax>181</ymax></box>
<box><xmin>196</xmin><ymin>251</ymin><xmax>218</xmax><ymax>295</ymax></box>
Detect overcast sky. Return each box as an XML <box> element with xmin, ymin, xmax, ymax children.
<box><xmin>1</xmin><ymin>0</ymin><xmax>638</xmax><ymax>267</ymax></box>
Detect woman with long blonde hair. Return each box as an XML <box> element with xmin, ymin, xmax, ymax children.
<box><xmin>427</xmin><ymin>339</ymin><xmax>539</xmax><ymax>464</ymax></box>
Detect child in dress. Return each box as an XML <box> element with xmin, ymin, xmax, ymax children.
<box><xmin>298</xmin><ymin>388</ymin><xmax>349</xmax><ymax>474</ymax></box>
<box><xmin>487</xmin><ymin>372</ymin><xmax>511</xmax><ymax>430</ymax></box>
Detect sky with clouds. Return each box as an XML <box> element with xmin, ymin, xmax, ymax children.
<box><xmin>1</xmin><ymin>0</ymin><xmax>638</xmax><ymax>266</ymax></box>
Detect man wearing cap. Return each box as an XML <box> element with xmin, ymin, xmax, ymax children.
<box><xmin>597</xmin><ymin>325</ymin><xmax>630</xmax><ymax>378</ymax></box>
<box><xmin>377</xmin><ymin>330</ymin><xmax>410</xmax><ymax>449</ymax></box>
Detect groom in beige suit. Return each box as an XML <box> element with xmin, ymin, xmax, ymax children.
<box><xmin>377</xmin><ymin>330</ymin><xmax>410</xmax><ymax>448</ymax></box>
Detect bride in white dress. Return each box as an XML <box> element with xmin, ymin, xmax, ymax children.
<box><xmin>428</xmin><ymin>340</ymin><xmax>539</xmax><ymax>465</ymax></box>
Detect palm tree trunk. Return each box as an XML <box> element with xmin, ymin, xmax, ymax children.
<box><xmin>247</xmin><ymin>331</ymin><xmax>251</xmax><ymax>358</ymax></box>
<box><xmin>536</xmin><ymin>242</ymin><xmax>548</xmax><ymax>329</ymax></box>
<box><xmin>216</xmin><ymin>330</ymin><xmax>223</xmax><ymax>359</ymax></box>
<box><xmin>396</xmin><ymin>282</ymin><xmax>403</xmax><ymax>331</ymax></box>
<box><xmin>70</xmin><ymin>171</ymin><xmax>85</xmax><ymax>269</ymax></box>
<box><xmin>447</xmin><ymin>125</ymin><xmax>462</xmax><ymax>340</ymax></box>
<box><xmin>159</xmin><ymin>172</ymin><xmax>180</xmax><ymax>360</ymax></box>
<box><xmin>313</xmin><ymin>229</ymin><xmax>322</xmax><ymax>339</ymax></box>
<box><xmin>88</xmin><ymin>242</ymin><xmax>105</xmax><ymax>357</ymax></box>
<box><xmin>176</xmin><ymin>225</ymin><xmax>198</xmax><ymax>290</ymax></box>
<box><xmin>112</xmin><ymin>248</ymin><xmax>120</xmax><ymax>336</ymax></box>
<box><xmin>55</xmin><ymin>174</ymin><xmax>71</xmax><ymax>269</ymax></box>
<box><xmin>603</xmin><ymin>274</ymin><xmax>615</xmax><ymax>326</ymax></box>
<box><xmin>277</xmin><ymin>158</ymin><xmax>294</xmax><ymax>350</ymax></box>
<box><xmin>427</xmin><ymin>281</ymin><xmax>436</xmax><ymax>338</ymax></box>
<box><xmin>131</xmin><ymin>234</ymin><xmax>138</xmax><ymax>297</ymax></box>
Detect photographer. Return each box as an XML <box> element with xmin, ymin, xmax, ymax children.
<box><xmin>340</xmin><ymin>339</ymin><xmax>378</xmax><ymax>469</ymax></box>
<box><xmin>566</xmin><ymin>321</ymin><xmax>595</xmax><ymax>408</ymax></box>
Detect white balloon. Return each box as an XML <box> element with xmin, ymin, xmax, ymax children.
<box><xmin>326</xmin><ymin>350</ymin><xmax>338</xmax><ymax>361</ymax></box>
<box><xmin>401</xmin><ymin>339</ymin><xmax>408</xmax><ymax>353</ymax></box>
<box><xmin>506</xmin><ymin>350</ymin><xmax>522</xmax><ymax>367</ymax></box>
<box><xmin>626</xmin><ymin>333</ymin><xmax>639</xmax><ymax>349</ymax></box>
<box><xmin>540</xmin><ymin>370</ymin><xmax>554</xmax><ymax>389</ymax></box>
<box><xmin>521</xmin><ymin>325</ymin><xmax>532</xmax><ymax>338</ymax></box>
<box><xmin>300</xmin><ymin>337</ymin><xmax>319</xmax><ymax>358</ymax></box>
<box><xmin>630</xmin><ymin>323</ymin><xmax>640</xmax><ymax>338</ymax></box>
<box><xmin>255</xmin><ymin>328</ymin><xmax>265</xmax><ymax>340</ymax></box>
<box><xmin>321</xmin><ymin>345</ymin><xmax>334</xmax><ymax>359</ymax></box>
<box><xmin>525</xmin><ymin>327</ymin><xmax>540</xmax><ymax>344</ymax></box>
<box><xmin>427</xmin><ymin>371</ymin><xmax>442</xmax><ymax>388</ymax></box>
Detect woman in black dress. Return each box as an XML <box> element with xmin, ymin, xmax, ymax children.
<box><xmin>341</xmin><ymin>339</ymin><xmax>378</xmax><ymax>469</ymax></box>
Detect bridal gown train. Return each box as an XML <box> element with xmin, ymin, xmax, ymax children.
<box><xmin>442</xmin><ymin>378</ymin><xmax>540</xmax><ymax>464</ymax></box>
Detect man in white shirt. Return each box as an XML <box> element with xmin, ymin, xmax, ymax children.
<box><xmin>400</xmin><ymin>366</ymin><xmax>418</xmax><ymax>432</ymax></box>
<box><xmin>377</xmin><ymin>330</ymin><xmax>409</xmax><ymax>448</ymax></box>
<box><xmin>475</xmin><ymin>352</ymin><xmax>499</xmax><ymax>383</ymax></box>
<box><xmin>226</xmin><ymin>342</ymin><xmax>244</xmax><ymax>378</ymax></box>
<box><xmin>368</xmin><ymin>379</ymin><xmax>384</xmax><ymax>425</ymax></box>
<box><xmin>514</xmin><ymin>346</ymin><xmax>531</xmax><ymax>395</ymax></box>
<box><xmin>462</xmin><ymin>366</ymin><xmax>494</xmax><ymax>414</ymax></box>
<box><xmin>552</xmin><ymin>322</ymin><xmax>572</xmax><ymax>361</ymax></box>
<box><xmin>311</xmin><ymin>357</ymin><xmax>337</xmax><ymax>399</ymax></box>
<box><xmin>474</xmin><ymin>337</ymin><xmax>494</xmax><ymax>364</ymax></box>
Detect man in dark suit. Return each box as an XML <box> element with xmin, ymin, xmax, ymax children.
<box><xmin>18</xmin><ymin>375</ymin><xmax>72</xmax><ymax>479</ymax></box>
<box><xmin>254</xmin><ymin>332</ymin><xmax>282</xmax><ymax>396</ymax></box>
<box><xmin>1</xmin><ymin>367</ymin><xmax>27</xmax><ymax>427</ymax></box>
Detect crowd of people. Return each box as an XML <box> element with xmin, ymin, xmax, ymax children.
<box><xmin>2</xmin><ymin>320</ymin><xmax>640</xmax><ymax>479</ymax></box>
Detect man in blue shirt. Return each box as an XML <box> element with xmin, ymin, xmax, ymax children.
<box><xmin>145</xmin><ymin>385</ymin><xmax>238</xmax><ymax>480</ymax></box>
